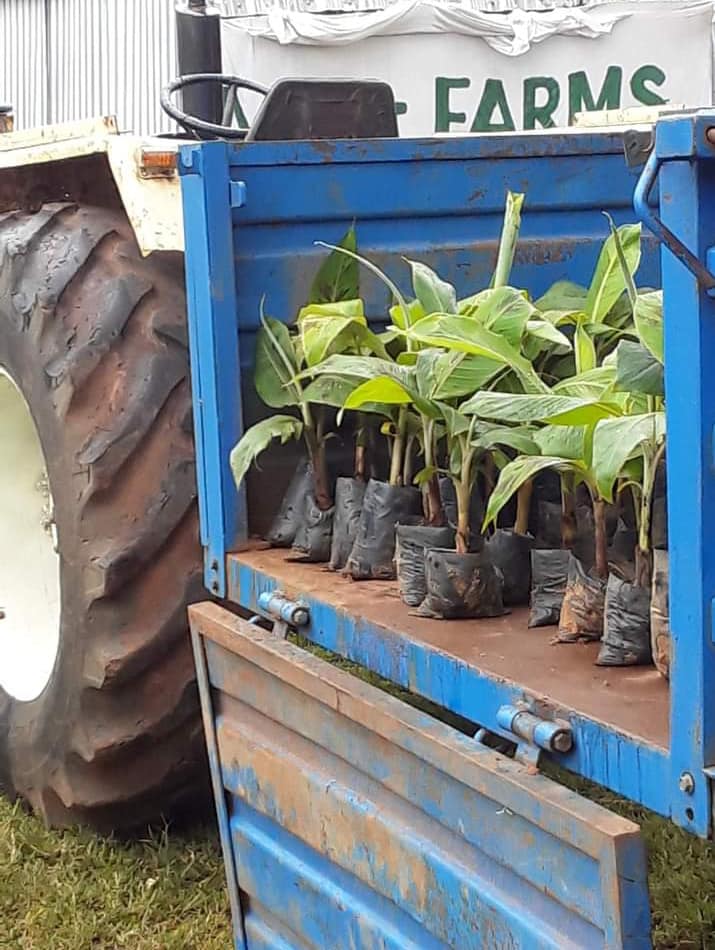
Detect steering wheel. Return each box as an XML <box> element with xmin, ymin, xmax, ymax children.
<box><xmin>160</xmin><ymin>73</ymin><xmax>268</xmax><ymax>140</ymax></box>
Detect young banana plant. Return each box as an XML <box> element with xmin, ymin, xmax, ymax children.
<box><xmin>532</xmin><ymin>222</ymin><xmax>643</xmax><ymax>382</ymax></box>
<box><xmin>230</xmin><ymin>231</ymin><xmax>384</xmax><ymax>508</ymax></box>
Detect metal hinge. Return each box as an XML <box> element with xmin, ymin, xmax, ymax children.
<box><xmin>256</xmin><ymin>590</ymin><xmax>310</xmax><ymax>637</ymax></box>
<box><xmin>491</xmin><ymin>704</ymin><xmax>573</xmax><ymax>768</ymax></box>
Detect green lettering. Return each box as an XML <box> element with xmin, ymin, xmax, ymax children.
<box><xmin>435</xmin><ymin>77</ymin><xmax>470</xmax><ymax>132</ymax></box>
<box><xmin>523</xmin><ymin>76</ymin><xmax>560</xmax><ymax>130</ymax></box>
<box><xmin>630</xmin><ymin>65</ymin><xmax>667</xmax><ymax>107</ymax></box>
<box><xmin>568</xmin><ymin>66</ymin><xmax>622</xmax><ymax>122</ymax></box>
<box><xmin>470</xmin><ymin>79</ymin><xmax>515</xmax><ymax>133</ymax></box>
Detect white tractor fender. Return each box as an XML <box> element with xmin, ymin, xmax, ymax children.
<box><xmin>0</xmin><ymin>116</ymin><xmax>185</xmax><ymax>257</ymax></box>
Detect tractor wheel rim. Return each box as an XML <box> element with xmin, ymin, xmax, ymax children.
<box><xmin>0</xmin><ymin>368</ymin><xmax>61</xmax><ymax>701</ymax></box>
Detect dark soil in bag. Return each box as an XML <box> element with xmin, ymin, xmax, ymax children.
<box><xmin>484</xmin><ymin>529</ymin><xmax>533</xmax><ymax>606</ymax></box>
<box><xmin>418</xmin><ymin>548</ymin><xmax>505</xmax><ymax>620</ymax></box>
<box><xmin>557</xmin><ymin>556</ymin><xmax>606</xmax><ymax>643</ymax></box>
<box><xmin>265</xmin><ymin>459</ymin><xmax>313</xmax><ymax>547</ymax></box>
<box><xmin>395</xmin><ymin>524</ymin><xmax>456</xmax><ymax>607</ymax></box>
<box><xmin>329</xmin><ymin>477</ymin><xmax>366</xmax><ymax>571</ymax></box>
<box><xmin>346</xmin><ymin>479</ymin><xmax>422</xmax><ymax>580</ymax></box>
<box><xmin>650</xmin><ymin>549</ymin><xmax>670</xmax><ymax>678</ymax></box>
<box><xmin>596</xmin><ymin>574</ymin><xmax>652</xmax><ymax>666</ymax></box>
<box><xmin>291</xmin><ymin>493</ymin><xmax>334</xmax><ymax>563</ymax></box>
<box><xmin>528</xmin><ymin>549</ymin><xmax>571</xmax><ymax>628</ymax></box>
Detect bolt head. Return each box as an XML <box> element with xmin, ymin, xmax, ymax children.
<box><xmin>292</xmin><ymin>607</ymin><xmax>309</xmax><ymax>627</ymax></box>
<box><xmin>679</xmin><ymin>772</ymin><xmax>695</xmax><ymax>795</ymax></box>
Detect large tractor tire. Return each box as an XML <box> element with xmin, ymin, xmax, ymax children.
<box><xmin>0</xmin><ymin>202</ymin><xmax>207</xmax><ymax>832</ymax></box>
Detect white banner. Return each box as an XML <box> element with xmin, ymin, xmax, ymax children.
<box><xmin>222</xmin><ymin>0</ymin><xmax>714</xmax><ymax>135</ymax></box>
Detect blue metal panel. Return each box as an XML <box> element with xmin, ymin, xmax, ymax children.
<box><xmin>189</xmin><ymin>601</ymin><xmax>651</xmax><ymax>949</ymax></box>
<box><xmin>228</xmin><ymin>554</ymin><xmax>671</xmax><ymax>820</ymax></box>
<box><xmin>654</xmin><ymin>112</ymin><xmax>715</xmax><ymax>837</ymax></box>
<box><xmin>180</xmin><ymin>142</ymin><xmax>246</xmax><ymax>597</ymax></box>
<box><xmin>226</xmin><ymin>135</ymin><xmax>659</xmax><ymax>385</ymax></box>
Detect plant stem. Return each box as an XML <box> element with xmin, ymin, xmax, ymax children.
<box><xmin>635</xmin><ymin>546</ymin><xmax>652</xmax><ymax>589</ymax></box>
<box><xmin>636</xmin><ymin>441</ymin><xmax>665</xmax><ymax>588</ymax></box>
<box><xmin>455</xmin><ymin>440</ymin><xmax>474</xmax><ymax>554</ymax></box>
<box><xmin>422</xmin><ymin>419</ymin><xmax>445</xmax><ymax>525</ymax></box>
<box><xmin>403</xmin><ymin>436</ymin><xmax>414</xmax><ymax>488</ymax></box>
<box><xmin>301</xmin><ymin>403</ymin><xmax>332</xmax><ymax>509</ymax></box>
<box><xmin>455</xmin><ymin>480</ymin><xmax>471</xmax><ymax>554</ymax></box>
<box><xmin>592</xmin><ymin>496</ymin><xmax>608</xmax><ymax>579</ymax></box>
<box><xmin>354</xmin><ymin>414</ymin><xmax>367</xmax><ymax>480</ymax></box>
<box><xmin>560</xmin><ymin>475</ymin><xmax>577</xmax><ymax>550</ymax></box>
<box><xmin>303</xmin><ymin>423</ymin><xmax>332</xmax><ymax>511</ymax></box>
<box><xmin>389</xmin><ymin>407</ymin><xmax>407</xmax><ymax>486</ymax></box>
<box><xmin>354</xmin><ymin>443</ymin><xmax>366</xmax><ymax>480</ymax></box>
<box><xmin>514</xmin><ymin>479</ymin><xmax>533</xmax><ymax>535</ymax></box>
<box><xmin>639</xmin><ymin>449</ymin><xmax>654</xmax><ymax>557</ymax></box>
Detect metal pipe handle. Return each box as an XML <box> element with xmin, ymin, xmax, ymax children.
<box><xmin>634</xmin><ymin>150</ymin><xmax>715</xmax><ymax>293</ymax></box>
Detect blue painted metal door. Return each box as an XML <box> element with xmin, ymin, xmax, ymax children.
<box><xmin>190</xmin><ymin>601</ymin><xmax>651</xmax><ymax>949</ymax></box>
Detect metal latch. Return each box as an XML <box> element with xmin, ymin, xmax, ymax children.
<box><xmin>494</xmin><ymin>704</ymin><xmax>573</xmax><ymax>768</ymax></box>
<box><xmin>256</xmin><ymin>590</ymin><xmax>310</xmax><ymax>638</ymax></box>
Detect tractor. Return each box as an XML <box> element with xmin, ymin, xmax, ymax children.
<box><xmin>0</xmin><ymin>0</ymin><xmax>403</xmax><ymax>831</ymax></box>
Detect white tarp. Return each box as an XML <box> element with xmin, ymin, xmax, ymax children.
<box><xmin>222</xmin><ymin>0</ymin><xmax>714</xmax><ymax>134</ymax></box>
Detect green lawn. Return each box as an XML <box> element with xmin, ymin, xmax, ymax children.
<box><xmin>0</xmin><ymin>797</ymin><xmax>231</xmax><ymax>950</ymax></box>
<box><xmin>2</xmin><ymin>782</ymin><xmax>715</xmax><ymax>948</ymax></box>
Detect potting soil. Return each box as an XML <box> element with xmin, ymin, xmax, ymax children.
<box><xmin>528</xmin><ymin>549</ymin><xmax>571</xmax><ymax>628</ymax></box>
<box><xmin>346</xmin><ymin>479</ymin><xmax>422</xmax><ymax>580</ymax></box>
<box><xmin>395</xmin><ymin>523</ymin><xmax>455</xmax><ymax>607</ymax></box>
<box><xmin>329</xmin><ymin>477</ymin><xmax>366</xmax><ymax>571</ymax></box>
<box><xmin>484</xmin><ymin>529</ymin><xmax>533</xmax><ymax>606</ymax></box>
<box><xmin>418</xmin><ymin>548</ymin><xmax>505</xmax><ymax>620</ymax></box>
<box><xmin>291</xmin><ymin>493</ymin><xmax>334</xmax><ymax>562</ymax></box>
<box><xmin>557</xmin><ymin>555</ymin><xmax>606</xmax><ymax>642</ymax></box>
<box><xmin>650</xmin><ymin>549</ymin><xmax>670</xmax><ymax>678</ymax></box>
<box><xmin>266</xmin><ymin>460</ymin><xmax>313</xmax><ymax>547</ymax></box>
<box><xmin>597</xmin><ymin>573</ymin><xmax>652</xmax><ymax>666</ymax></box>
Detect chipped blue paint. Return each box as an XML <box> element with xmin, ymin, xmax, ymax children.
<box><xmin>229</xmin><ymin>557</ymin><xmax>670</xmax><ymax>819</ymax></box>
<box><xmin>190</xmin><ymin>605</ymin><xmax>651</xmax><ymax>948</ymax></box>
<box><xmin>656</xmin><ymin>112</ymin><xmax>715</xmax><ymax>838</ymax></box>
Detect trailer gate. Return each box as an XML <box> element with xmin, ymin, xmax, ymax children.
<box><xmin>190</xmin><ymin>602</ymin><xmax>650</xmax><ymax>949</ymax></box>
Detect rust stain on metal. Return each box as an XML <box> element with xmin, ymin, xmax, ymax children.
<box><xmin>514</xmin><ymin>238</ymin><xmax>574</xmax><ymax>266</ymax></box>
<box><xmin>229</xmin><ymin>547</ymin><xmax>670</xmax><ymax>749</ymax></box>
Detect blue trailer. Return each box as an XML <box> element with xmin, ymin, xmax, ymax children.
<box><xmin>180</xmin><ymin>111</ymin><xmax>714</xmax><ymax>948</ymax></box>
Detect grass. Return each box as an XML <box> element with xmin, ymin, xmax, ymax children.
<box><xmin>0</xmin><ymin>797</ymin><xmax>231</xmax><ymax>950</ymax></box>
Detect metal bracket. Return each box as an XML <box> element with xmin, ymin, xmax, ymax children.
<box><xmin>622</xmin><ymin>128</ymin><xmax>654</xmax><ymax>169</ymax></box>
<box><xmin>257</xmin><ymin>590</ymin><xmax>310</xmax><ymax>638</ymax></box>
<box><xmin>230</xmin><ymin>180</ymin><xmax>247</xmax><ymax>209</ymax></box>
<box><xmin>496</xmin><ymin>704</ymin><xmax>573</xmax><ymax>768</ymax></box>
<box><xmin>634</xmin><ymin>150</ymin><xmax>715</xmax><ymax>295</ymax></box>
